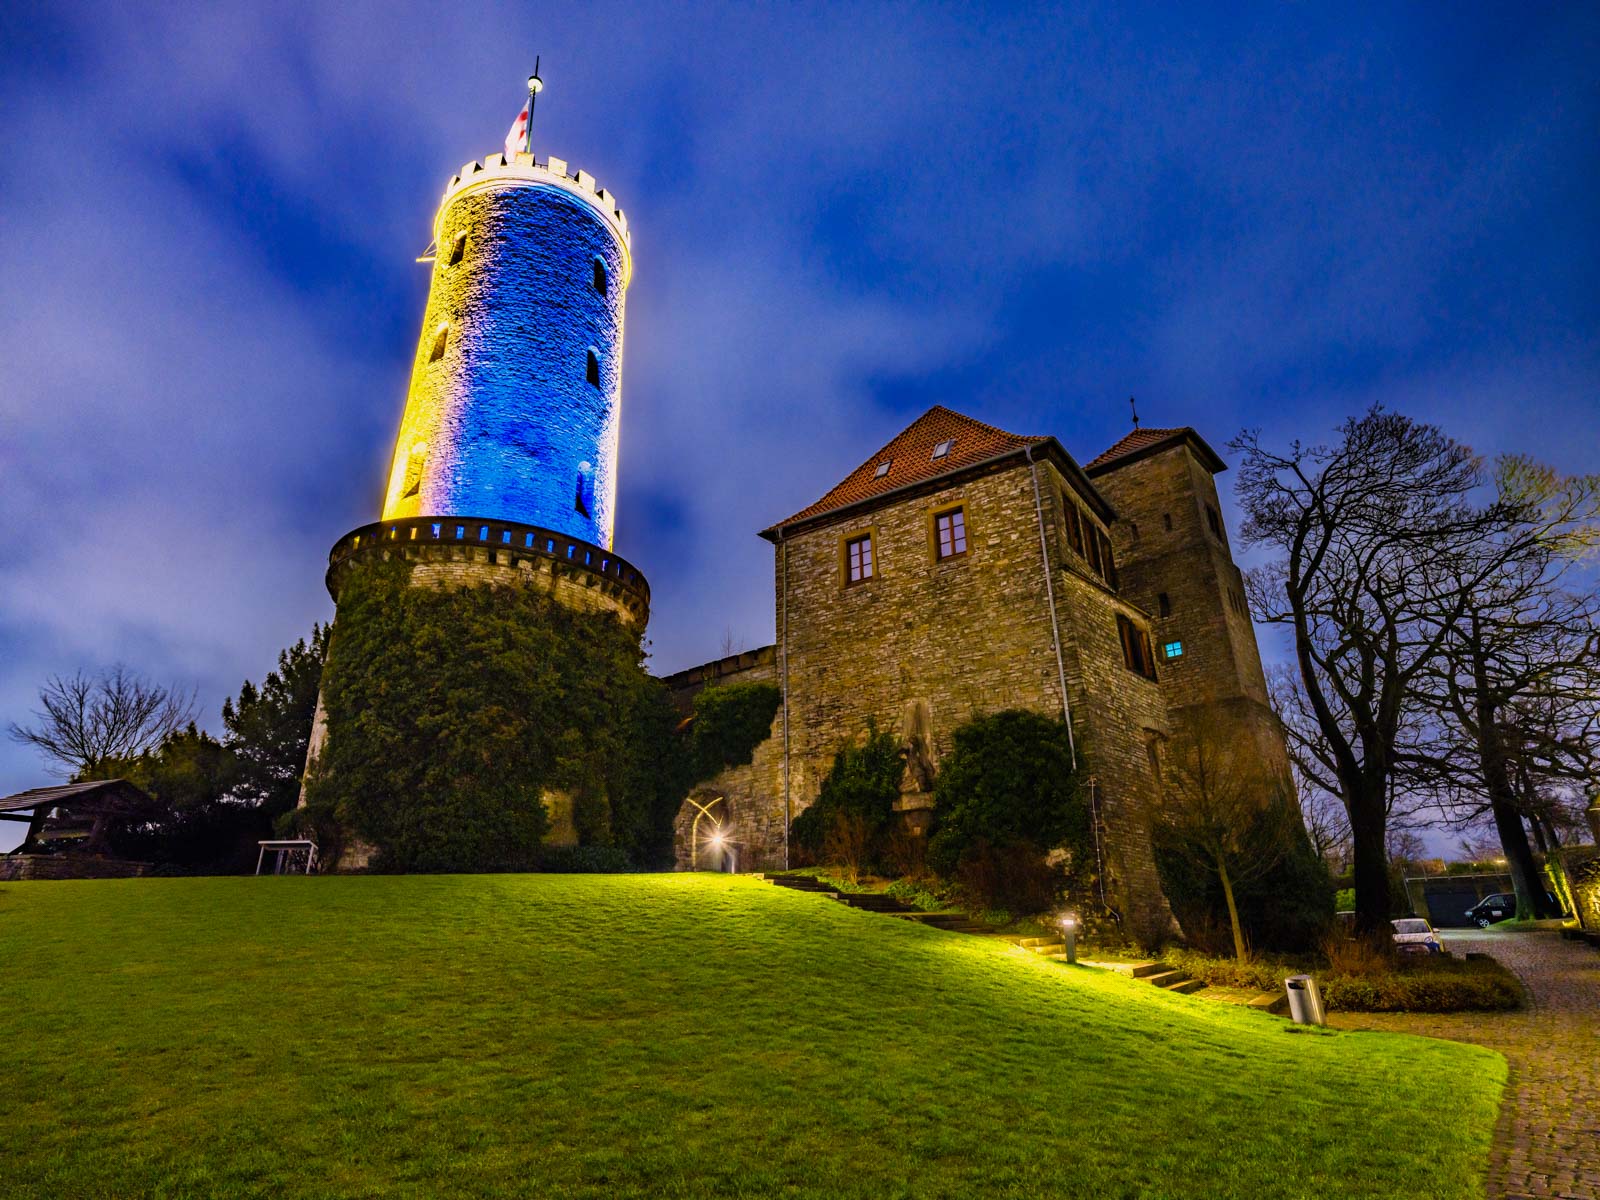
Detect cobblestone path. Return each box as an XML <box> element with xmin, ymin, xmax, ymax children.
<box><xmin>1330</xmin><ymin>929</ymin><xmax>1599</xmax><ymax>1200</ymax></box>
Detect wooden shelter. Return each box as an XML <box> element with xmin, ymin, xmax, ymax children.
<box><xmin>0</xmin><ymin>779</ymin><xmax>154</xmax><ymax>856</ymax></box>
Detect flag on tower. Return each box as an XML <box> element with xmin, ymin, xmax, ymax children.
<box><xmin>504</xmin><ymin>103</ymin><xmax>530</xmax><ymax>158</ymax></box>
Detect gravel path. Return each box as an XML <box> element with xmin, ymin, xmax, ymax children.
<box><xmin>1330</xmin><ymin>929</ymin><xmax>1600</xmax><ymax>1200</ymax></box>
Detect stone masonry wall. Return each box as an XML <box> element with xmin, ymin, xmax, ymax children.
<box><xmin>1091</xmin><ymin>444</ymin><xmax>1291</xmax><ymax>785</ymax></box>
<box><xmin>663</xmin><ymin>646</ymin><xmax>787</xmax><ymax>873</ymax></box>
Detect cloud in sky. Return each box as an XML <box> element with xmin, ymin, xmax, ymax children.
<box><xmin>2</xmin><ymin>2</ymin><xmax>1596</xmax><ymax>858</ymax></box>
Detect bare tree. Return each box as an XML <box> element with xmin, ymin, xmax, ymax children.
<box><xmin>1153</xmin><ymin>710</ymin><xmax>1294</xmax><ymax>961</ymax></box>
<box><xmin>1232</xmin><ymin>407</ymin><xmax>1507</xmax><ymax>933</ymax></box>
<box><xmin>9</xmin><ymin>667</ymin><xmax>196</xmax><ymax>779</ymax></box>
<box><xmin>1408</xmin><ymin>457</ymin><xmax>1600</xmax><ymax>918</ymax></box>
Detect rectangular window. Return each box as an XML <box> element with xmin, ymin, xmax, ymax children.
<box><xmin>936</xmin><ymin>507</ymin><xmax>968</xmax><ymax>559</ymax></box>
<box><xmin>1206</xmin><ymin>503</ymin><xmax>1226</xmax><ymax>543</ymax></box>
<box><xmin>1063</xmin><ymin>499</ymin><xmax>1085</xmax><ymax>556</ymax></box>
<box><xmin>1098</xmin><ymin>531</ymin><xmax>1118</xmax><ymax>589</ymax></box>
<box><xmin>1158</xmin><ymin>592</ymin><xmax>1171</xmax><ymax>617</ymax></box>
<box><xmin>1085</xmin><ymin>522</ymin><xmax>1103</xmax><ymax>575</ymax></box>
<box><xmin>1117</xmin><ymin>614</ymin><xmax>1158</xmax><ymax>681</ymax></box>
<box><xmin>846</xmin><ymin>533</ymin><xmax>875</xmax><ymax>583</ymax></box>
<box><xmin>931</xmin><ymin>438</ymin><xmax>955</xmax><ymax>459</ymax></box>
<box><xmin>1163</xmin><ymin>640</ymin><xmax>1183</xmax><ymax>659</ymax></box>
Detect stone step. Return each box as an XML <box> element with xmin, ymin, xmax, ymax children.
<box><xmin>1145</xmin><ymin>969</ymin><xmax>1192</xmax><ymax>989</ymax></box>
<box><xmin>1248</xmin><ymin>991</ymin><xmax>1289</xmax><ymax>1014</ymax></box>
<box><xmin>832</xmin><ymin>894</ymin><xmax>914</xmax><ymax>912</ymax></box>
<box><xmin>1025</xmin><ymin>942</ymin><xmax>1067</xmax><ymax>956</ymax></box>
<box><xmin>1128</xmin><ymin>961</ymin><xmax>1171</xmax><ymax>979</ymax></box>
<box><xmin>1167</xmin><ymin>978</ymin><xmax>1206</xmax><ymax>995</ymax></box>
<box><xmin>766</xmin><ymin>876</ymin><xmax>836</xmax><ymax>892</ymax></box>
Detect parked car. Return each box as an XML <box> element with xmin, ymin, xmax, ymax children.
<box><xmin>1465</xmin><ymin>893</ymin><xmax>1516</xmax><ymax>927</ymax></box>
<box><xmin>1391</xmin><ymin>917</ymin><xmax>1444</xmax><ymax>954</ymax></box>
<box><xmin>1464</xmin><ymin>891</ymin><xmax>1564</xmax><ymax>926</ymax></box>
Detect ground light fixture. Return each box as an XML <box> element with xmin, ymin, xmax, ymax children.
<box><xmin>1059</xmin><ymin>912</ymin><xmax>1080</xmax><ymax>964</ymax></box>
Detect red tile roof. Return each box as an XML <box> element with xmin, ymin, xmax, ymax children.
<box><xmin>1084</xmin><ymin>426</ymin><xmax>1227</xmax><ymax>475</ymax></box>
<box><xmin>765</xmin><ymin>406</ymin><xmax>1048</xmax><ymax>532</ymax></box>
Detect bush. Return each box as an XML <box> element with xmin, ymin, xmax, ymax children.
<box><xmin>1165</xmin><ymin>946</ymin><xmax>1523</xmax><ymax>1012</ymax></box>
<box><xmin>954</xmin><ymin>838</ymin><xmax>1064</xmax><ymax>915</ymax></box>
<box><xmin>1166</xmin><ymin>948</ymin><xmax>1295</xmax><ymax>992</ymax></box>
<box><xmin>790</xmin><ymin>728</ymin><xmax>901</xmax><ymax>866</ymax></box>
<box><xmin>533</xmin><ymin>845</ymin><xmax>635</xmax><ymax>874</ymax></box>
<box><xmin>927</xmin><ymin>710</ymin><xmax>1087</xmax><ymax>875</ymax></box>
<box><xmin>1320</xmin><ymin>958</ymin><xmax>1522</xmax><ymax>1013</ymax></box>
<box><xmin>1154</xmin><ymin>803</ymin><xmax>1333</xmax><ymax>955</ymax></box>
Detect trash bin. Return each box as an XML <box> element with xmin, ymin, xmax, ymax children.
<box><xmin>1284</xmin><ymin>974</ymin><xmax>1326</xmax><ymax>1026</ymax></box>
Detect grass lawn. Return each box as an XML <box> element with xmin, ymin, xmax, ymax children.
<box><xmin>0</xmin><ymin>874</ymin><xmax>1503</xmax><ymax>1199</ymax></box>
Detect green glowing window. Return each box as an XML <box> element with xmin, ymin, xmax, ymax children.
<box><xmin>1164</xmin><ymin>641</ymin><xmax>1183</xmax><ymax>659</ymax></box>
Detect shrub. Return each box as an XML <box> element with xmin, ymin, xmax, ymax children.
<box><xmin>885</xmin><ymin>877</ymin><xmax>953</xmax><ymax>912</ymax></box>
<box><xmin>790</xmin><ymin>727</ymin><xmax>901</xmax><ymax>866</ymax></box>
<box><xmin>1154</xmin><ymin>803</ymin><xmax>1333</xmax><ymax>955</ymax></box>
<box><xmin>1320</xmin><ymin>958</ymin><xmax>1522</xmax><ymax>1013</ymax></box>
<box><xmin>954</xmin><ymin>837</ymin><xmax>1064</xmax><ymax>914</ymax></box>
<box><xmin>1319</xmin><ymin>929</ymin><xmax>1395</xmax><ymax>977</ymax></box>
<box><xmin>1166</xmin><ymin>946</ymin><xmax>1523</xmax><ymax>1012</ymax></box>
<box><xmin>1166</xmin><ymin>948</ymin><xmax>1296</xmax><ymax>992</ymax></box>
<box><xmin>927</xmin><ymin>711</ymin><xmax>1088</xmax><ymax>887</ymax></box>
<box><xmin>533</xmin><ymin>845</ymin><xmax>635</xmax><ymax>873</ymax></box>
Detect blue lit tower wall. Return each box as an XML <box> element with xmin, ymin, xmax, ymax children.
<box><xmin>382</xmin><ymin>153</ymin><xmax>631</xmax><ymax>550</ymax></box>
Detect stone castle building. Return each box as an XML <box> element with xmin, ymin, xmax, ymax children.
<box><xmin>668</xmin><ymin>407</ymin><xmax>1289</xmax><ymax>926</ymax></box>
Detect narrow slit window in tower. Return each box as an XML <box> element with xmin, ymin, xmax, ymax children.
<box><xmin>575</xmin><ymin>470</ymin><xmax>590</xmax><ymax>517</ymax></box>
<box><xmin>593</xmin><ymin>259</ymin><xmax>608</xmax><ymax>295</ymax></box>
<box><xmin>429</xmin><ymin>322</ymin><xmax>449</xmax><ymax>362</ymax></box>
<box><xmin>448</xmin><ymin>231</ymin><xmax>467</xmax><ymax>266</ymax></box>
<box><xmin>586</xmin><ymin>349</ymin><xmax>600</xmax><ymax>386</ymax></box>
<box><xmin>1158</xmin><ymin>592</ymin><xmax>1172</xmax><ymax>617</ymax></box>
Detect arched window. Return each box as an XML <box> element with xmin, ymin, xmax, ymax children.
<box><xmin>586</xmin><ymin>349</ymin><xmax>600</xmax><ymax>386</ymax></box>
<box><xmin>447</xmin><ymin>231</ymin><xmax>467</xmax><ymax>266</ymax></box>
<box><xmin>593</xmin><ymin>258</ymin><xmax>608</xmax><ymax>295</ymax></box>
<box><xmin>429</xmin><ymin>322</ymin><xmax>449</xmax><ymax>362</ymax></box>
<box><xmin>574</xmin><ymin>464</ymin><xmax>592</xmax><ymax>517</ymax></box>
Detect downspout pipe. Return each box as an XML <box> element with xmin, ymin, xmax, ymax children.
<box><xmin>1026</xmin><ymin>445</ymin><xmax>1077</xmax><ymax>769</ymax></box>
<box><xmin>778</xmin><ymin>528</ymin><xmax>791</xmax><ymax>870</ymax></box>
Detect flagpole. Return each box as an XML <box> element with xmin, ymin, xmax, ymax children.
<box><xmin>526</xmin><ymin>57</ymin><xmax>542</xmax><ymax>156</ymax></box>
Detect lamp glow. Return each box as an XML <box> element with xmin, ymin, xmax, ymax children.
<box><xmin>1059</xmin><ymin>912</ymin><xmax>1080</xmax><ymax>964</ymax></box>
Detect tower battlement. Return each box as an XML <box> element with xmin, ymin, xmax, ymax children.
<box><xmin>440</xmin><ymin>151</ymin><xmax>630</xmax><ymax>268</ymax></box>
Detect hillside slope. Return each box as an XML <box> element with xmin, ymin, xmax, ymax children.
<box><xmin>0</xmin><ymin>874</ymin><xmax>1502</xmax><ymax>1198</ymax></box>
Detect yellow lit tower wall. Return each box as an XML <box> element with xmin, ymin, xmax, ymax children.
<box><xmin>383</xmin><ymin>153</ymin><xmax>632</xmax><ymax>550</ymax></box>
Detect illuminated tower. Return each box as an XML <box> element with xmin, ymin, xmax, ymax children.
<box><xmin>300</xmin><ymin>81</ymin><xmax>649</xmax><ymax>860</ymax></box>
<box><xmin>382</xmin><ymin>146</ymin><xmax>631</xmax><ymax>551</ymax></box>
<box><xmin>321</xmin><ymin>81</ymin><xmax>648</xmax><ymax>628</ymax></box>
